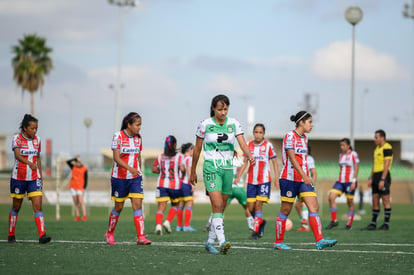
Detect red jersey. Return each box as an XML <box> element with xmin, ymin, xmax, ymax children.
<box><xmin>11</xmin><ymin>133</ymin><xmax>41</xmax><ymax>181</ymax></box>
<box><xmin>244</xmin><ymin>140</ymin><xmax>276</xmax><ymax>185</ymax></box>
<box><xmin>153</xmin><ymin>153</ymin><xmax>183</xmax><ymax>190</ymax></box>
<box><xmin>338</xmin><ymin>150</ymin><xmax>359</xmax><ymax>183</ymax></box>
<box><xmin>181</xmin><ymin>155</ymin><xmax>192</xmax><ymax>185</ymax></box>
<box><xmin>280</xmin><ymin>130</ymin><xmax>309</xmax><ymax>182</ymax></box>
<box><xmin>111</xmin><ymin>130</ymin><xmax>142</xmax><ymax>179</ymax></box>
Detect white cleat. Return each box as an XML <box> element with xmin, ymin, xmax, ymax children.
<box><xmin>163</xmin><ymin>220</ymin><xmax>172</xmax><ymax>234</ymax></box>
<box><xmin>155</xmin><ymin>224</ymin><xmax>163</xmax><ymax>235</ymax></box>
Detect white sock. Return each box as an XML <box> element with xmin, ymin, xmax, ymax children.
<box><xmin>207</xmin><ymin>222</ymin><xmax>216</xmax><ymax>243</ymax></box>
<box><xmin>212</xmin><ymin>217</ymin><xmax>225</xmax><ymax>245</ymax></box>
<box><xmin>247</xmin><ymin>216</ymin><xmax>254</xmax><ymax>230</ymax></box>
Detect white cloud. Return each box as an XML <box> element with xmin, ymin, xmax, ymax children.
<box><xmin>206</xmin><ymin>74</ymin><xmax>258</xmax><ymax>96</ymax></box>
<box><xmin>311</xmin><ymin>40</ymin><xmax>406</xmax><ymax>81</ymax></box>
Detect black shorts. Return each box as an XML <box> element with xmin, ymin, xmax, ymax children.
<box><xmin>372</xmin><ymin>172</ymin><xmax>391</xmax><ymax>195</ymax></box>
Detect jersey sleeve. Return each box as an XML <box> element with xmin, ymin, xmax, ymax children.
<box><xmin>268</xmin><ymin>142</ymin><xmax>277</xmax><ymax>159</ymax></box>
<box><xmin>153</xmin><ymin>155</ymin><xmax>160</xmax><ymax>168</ymax></box>
<box><xmin>383</xmin><ymin>144</ymin><xmax>393</xmax><ymax>158</ymax></box>
<box><xmin>37</xmin><ymin>137</ymin><xmax>41</xmax><ymax>154</ymax></box>
<box><xmin>234</xmin><ymin>118</ymin><xmax>244</xmax><ymax>137</ymax></box>
<box><xmin>111</xmin><ymin>132</ymin><xmax>121</xmax><ymax>150</ymax></box>
<box><xmin>353</xmin><ymin>151</ymin><xmax>360</xmax><ymax>164</ymax></box>
<box><xmin>195</xmin><ymin>120</ymin><xmax>206</xmax><ymax>139</ymax></box>
<box><xmin>11</xmin><ymin>135</ymin><xmax>20</xmax><ymax>151</ymax></box>
<box><xmin>307</xmin><ymin>155</ymin><xmax>316</xmax><ymax>169</ymax></box>
<box><xmin>284</xmin><ymin>132</ymin><xmax>294</xmax><ymax>151</ymax></box>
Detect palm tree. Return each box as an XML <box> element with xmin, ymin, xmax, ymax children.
<box><xmin>11</xmin><ymin>34</ymin><xmax>53</xmax><ymax>115</ymax></box>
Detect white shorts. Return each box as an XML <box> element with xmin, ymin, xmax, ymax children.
<box><xmin>70</xmin><ymin>188</ymin><xmax>84</xmax><ymax>196</ymax></box>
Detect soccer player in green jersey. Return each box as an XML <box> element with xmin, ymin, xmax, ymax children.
<box><xmin>190</xmin><ymin>94</ymin><xmax>256</xmax><ymax>255</ymax></box>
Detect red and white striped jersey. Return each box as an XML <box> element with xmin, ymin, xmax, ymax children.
<box><xmin>111</xmin><ymin>130</ymin><xmax>142</xmax><ymax>179</ymax></box>
<box><xmin>244</xmin><ymin>140</ymin><xmax>276</xmax><ymax>185</ymax></box>
<box><xmin>154</xmin><ymin>153</ymin><xmax>183</xmax><ymax>190</ymax></box>
<box><xmin>181</xmin><ymin>155</ymin><xmax>192</xmax><ymax>185</ymax></box>
<box><xmin>11</xmin><ymin>133</ymin><xmax>41</xmax><ymax>181</ymax></box>
<box><xmin>280</xmin><ymin>130</ymin><xmax>309</xmax><ymax>182</ymax></box>
<box><xmin>338</xmin><ymin>150</ymin><xmax>360</xmax><ymax>183</ymax></box>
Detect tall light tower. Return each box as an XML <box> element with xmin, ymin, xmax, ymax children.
<box><xmin>108</xmin><ymin>0</ymin><xmax>137</xmax><ymax>131</ymax></box>
<box><xmin>345</xmin><ymin>6</ymin><xmax>363</xmax><ymax>149</ymax></box>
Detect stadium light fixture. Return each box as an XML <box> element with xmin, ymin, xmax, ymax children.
<box><xmin>345</xmin><ymin>6</ymin><xmax>363</xmax><ymax>149</ymax></box>
<box><xmin>108</xmin><ymin>0</ymin><xmax>137</xmax><ymax>131</ymax></box>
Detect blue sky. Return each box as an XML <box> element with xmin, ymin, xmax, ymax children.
<box><xmin>0</xmin><ymin>0</ymin><xmax>413</xmax><ymax>160</ymax></box>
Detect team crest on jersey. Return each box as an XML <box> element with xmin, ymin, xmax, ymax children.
<box><xmin>286</xmin><ymin>191</ymin><xmax>293</xmax><ymax>197</ymax></box>
<box><xmin>227</xmin><ymin>125</ymin><xmax>233</xmax><ymax>133</ymax></box>
<box><xmin>260</xmin><ymin>145</ymin><xmax>266</xmax><ymax>152</ymax></box>
<box><xmin>33</xmin><ymin>139</ymin><xmax>38</xmax><ymax>146</ymax></box>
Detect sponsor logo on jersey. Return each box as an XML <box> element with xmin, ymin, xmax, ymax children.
<box><xmin>121</xmin><ymin>148</ymin><xmax>140</xmax><ymax>154</ymax></box>
<box><xmin>20</xmin><ymin>149</ymin><xmax>38</xmax><ymax>155</ymax></box>
<box><xmin>295</xmin><ymin>148</ymin><xmax>307</xmax><ymax>154</ymax></box>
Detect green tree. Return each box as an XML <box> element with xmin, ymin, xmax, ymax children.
<box><xmin>11</xmin><ymin>34</ymin><xmax>53</xmax><ymax>115</ymax></box>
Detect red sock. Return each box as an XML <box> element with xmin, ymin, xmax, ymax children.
<box><xmin>177</xmin><ymin>207</ymin><xmax>183</xmax><ymax>227</ymax></box>
<box><xmin>8</xmin><ymin>213</ymin><xmax>18</xmax><ymax>237</ymax></box>
<box><xmin>134</xmin><ymin>216</ymin><xmax>145</xmax><ymax>237</ymax></box>
<box><xmin>330</xmin><ymin>210</ymin><xmax>337</xmax><ymax>222</ymax></box>
<box><xmin>166</xmin><ymin>207</ymin><xmax>177</xmax><ymax>223</ymax></box>
<box><xmin>156</xmin><ymin>212</ymin><xmax>163</xmax><ymax>225</ymax></box>
<box><xmin>184</xmin><ymin>207</ymin><xmax>192</xmax><ymax>227</ymax></box>
<box><xmin>34</xmin><ymin>215</ymin><xmax>46</xmax><ymax>238</ymax></box>
<box><xmin>253</xmin><ymin>217</ymin><xmax>263</xmax><ymax>233</ymax></box>
<box><xmin>309</xmin><ymin>214</ymin><xmax>323</xmax><ymax>242</ymax></box>
<box><xmin>108</xmin><ymin>212</ymin><xmax>119</xmax><ymax>233</ymax></box>
<box><xmin>275</xmin><ymin>217</ymin><xmax>286</xmax><ymax>243</ymax></box>
<box><xmin>347</xmin><ymin>214</ymin><xmax>354</xmax><ymax>226</ymax></box>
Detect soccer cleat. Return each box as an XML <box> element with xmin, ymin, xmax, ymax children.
<box><xmin>8</xmin><ymin>235</ymin><xmax>16</xmax><ymax>243</ymax></box>
<box><xmin>220</xmin><ymin>241</ymin><xmax>231</xmax><ymax>255</ymax></box>
<box><xmin>361</xmin><ymin>224</ymin><xmax>377</xmax><ymax>231</ymax></box>
<box><xmin>258</xmin><ymin>219</ymin><xmax>267</xmax><ymax>237</ymax></box>
<box><xmin>325</xmin><ymin>221</ymin><xmax>339</xmax><ymax>229</ymax></box>
<box><xmin>104</xmin><ymin>232</ymin><xmax>116</xmax><ymax>245</ymax></box>
<box><xmin>137</xmin><ymin>235</ymin><xmax>152</xmax><ymax>245</ymax></box>
<box><xmin>183</xmin><ymin>226</ymin><xmax>197</xmax><ymax>232</ymax></box>
<box><xmin>316</xmin><ymin>238</ymin><xmax>337</xmax><ymax>250</ymax></box>
<box><xmin>296</xmin><ymin>226</ymin><xmax>310</xmax><ymax>232</ymax></box>
<box><xmin>74</xmin><ymin>216</ymin><xmax>81</xmax><ymax>221</ymax></box>
<box><xmin>203</xmin><ymin>221</ymin><xmax>211</xmax><ymax>232</ymax></box>
<box><xmin>300</xmin><ymin>218</ymin><xmax>308</xmax><ymax>226</ymax></box>
<box><xmin>344</xmin><ymin>225</ymin><xmax>352</xmax><ymax>230</ymax></box>
<box><xmin>248</xmin><ymin>232</ymin><xmax>259</xmax><ymax>240</ymax></box>
<box><xmin>205</xmin><ymin>242</ymin><xmax>219</xmax><ymax>254</ymax></box>
<box><xmin>155</xmin><ymin>224</ymin><xmax>163</xmax><ymax>235</ymax></box>
<box><xmin>162</xmin><ymin>220</ymin><xmax>172</xmax><ymax>234</ymax></box>
<box><xmin>378</xmin><ymin>224</ymin><xmax>389</xmax><ymax>231</ymax></box>
<box><xmin>82</xmin><ymin>216</ymin><xmax>87</xmax><ymax>221</ymax></box>
<box><xmin>39</xmin><ymin>234</ymin><xmax>52</xmax><ymax>244</ymax></box>
<box><xmin>274</xmin><ymin>242</ymin><xmax>292</xmax><ymax>250</ymax></box>
<box><xmin>176</xmin><ymin>226</ymin><xmax>183</xmax><ymax>232</ymax></box>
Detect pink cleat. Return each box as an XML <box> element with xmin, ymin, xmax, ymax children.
<box><xmin>137</xmin><ymin>235</ymin><xmax>152</xmax><ymax>245</ymax></box>
<box><xmin>104</xmin><ymin>232</ymin><xmax>116</xmax><ymax>245</ymax></box>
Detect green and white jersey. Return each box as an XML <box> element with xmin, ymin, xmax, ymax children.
<box><xmin>196</xmin><ymin>116</ymin><xmax>244</xmax><ymax>168</ymax></box>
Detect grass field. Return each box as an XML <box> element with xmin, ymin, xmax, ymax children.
<box><xmin>0</xmin><ymin>202</ymin><xmax>413</xmax><ymax>274</ymax></box>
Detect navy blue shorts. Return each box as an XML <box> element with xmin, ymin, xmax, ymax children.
<box><xmin>246</xmin><ymin>182</ymin><xmax>271</xmax><ymax>203</ymax></box>
<box><xmin>10</xmin><ymin>178</ymin><xmax>43</xmax><ymax>199</ymax></box>
<box><xmin>111</xmin><ymin>176</ymin><xmax>144</xmax><ymax>202</ymax></box>
<box><xmin>279</xmin><ymin>178</ymin><xmax>316</xmax><ymax>203</ymax></box>
<box><xmin>181</xmin><ymin>183</ymin><xmax>194</xmax><ymax>201</ymax></box>
<box><xmin>156</xmin><ymin>187</ymin><xmax>182</xmax><ymax>203</ymax></box>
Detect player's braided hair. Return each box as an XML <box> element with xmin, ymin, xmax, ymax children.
<box><xmin>164</xmin><ymin>135</ymin><xmax>177</xmax><ymax>157</ymax></box>
<box><xmin>19</xmin><ymin>114</ymin><xmax>38</xmax><ymax>132</ymax></box>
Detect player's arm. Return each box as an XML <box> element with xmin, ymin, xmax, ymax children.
<box><xmin>270</xmin><ymin>157</ymin><xmax>280</xmax><ymax>189</ymax></box>
<box><xmin>379</xmin><ymin>158</ymin><xmax>392</xmax><ymax>190</ymax></box>
<box><xmin>66</xmin><ymin>158</ymin><xmax>76</xmax><ymax>169</ymax></box>
<box><xmin>368</xmin><ymin>163</ymin><xmax>374</xmax><ymax>188</ymax></box>
<box><xmin>350</xmin><ymin>163</ymin><xmax>359</xmax><ymax>191</ymax></box>
<box><xmin>236</xmin><ymin>135</ymin><xmax>255</xmax><ymax>166</ymax></box>
<box><xmin>13</xmin><ymin>148</ymin><xmax>37</xmax><ymax>171</ymax></box>
<box><xmin>113</xmin><ymin>149</ymin><xmax>139</xmax><ymax>177</ymax></box>
<box><xmin>190</xmin><ymin>137</ymin><xmax>203</xmax><ymax>185</ymax></box>
<box><xmin>287</xmin><ymin>149</ymin><xmax>311</xmax><ymax>185</ymax></box>
<box><xmin>235</xmin><ymin>157</ymin><xmax>248</xmax><ymax>183</ymax></box>
<box><xmin>152</xmin><ymin>159</ymin><xmax>160</xmax><ymax>174</ymax></box>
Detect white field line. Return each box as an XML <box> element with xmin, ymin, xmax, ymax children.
<box><xmin>2</xmin><ymin>240</ymin><xmax>414</xmax><ymax>255</ymax></box>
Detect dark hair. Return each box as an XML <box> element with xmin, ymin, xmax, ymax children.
<box><xmin>181</xmin><ymin>143</ymin><xmax>193</xmax><ymax>154</ymax></box>
<box><xmin>210</xmin><ymin>94</ymin><xmax>230</xmax><ymax>117</ymax></box>
<box><xmin>375</xmin><ymin>129</ymin><xmax>386</xmax><ymax>139</ymax></box>
<box><xmin>253</xmin><ymin>123</ymin><xmax>265</xmax><ymax>133</ymax></box>
<box><xmin>164</xmin><ymin>135</ymin><xmax>177</xmax><ymax>157</ymax></box>
<box><xmin>121</xmin><ymin>112</ymin><xmax>141</xmax><ymax>131</ymax></box>
<box><xmin>290</xmin><ymin>111</ymin><xmax>312</xmax><ymax>127</ymax></box>
<box><xmin>20</xmin><ymin>114</ymin><xmax>38</xmax><ymax>132</ymax></box>
<box><xmin>340</xmin><ymin>138</ymin><xmax>353</xmax><ymax>150</ymax></box>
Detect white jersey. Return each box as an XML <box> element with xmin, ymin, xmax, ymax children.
<box><xmin>338</xmin><ymin>150</ymin><xmax>359</xmax><ymax>183</ymax></box>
